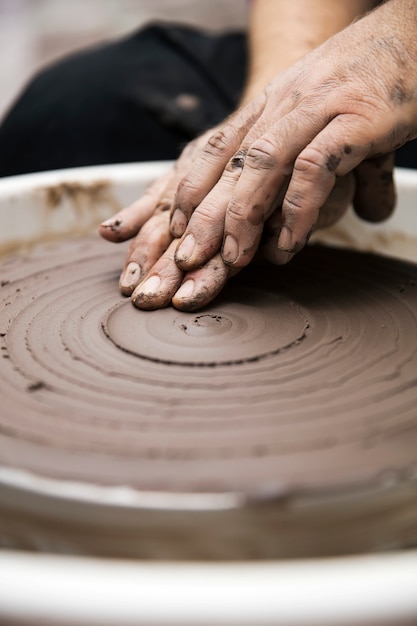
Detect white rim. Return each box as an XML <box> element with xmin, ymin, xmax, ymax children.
<box><xmin>0</xmin><ymin>550</ymin><xmax>417</xmax><ymax>625</ymax></box>
<box><xmin>1</xmin><ymin>164</ymin><xmax>417</xmax><ymax>624</ymax></box>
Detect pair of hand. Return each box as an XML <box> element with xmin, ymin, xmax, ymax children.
<box><xmin>100</xmin><ymin>0</ymin><xmax>416</xmax><ymax>311</ymax></box>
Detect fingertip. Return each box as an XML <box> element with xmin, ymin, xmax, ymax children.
<box><xmin>119</xmin><ymin>262</ymin><xmax>142</xmax><ymax>296</ymax></box>
<box><xmin>354</xmin><ymin>202</ymin><xmax>396</xmax><ymax>223</ymax></box>
<box><xmin>173</xmin><ymin>253</ymin><xmax>230</xmax><ymax>311</ymax></box>
<box><xmin>170</xmin><ymin>208</ymin><xmax>187</xmax><ymax>238</ymax></box>
<box><xmin>353</xmin><ymin>192</ymin><xmax>396</xmax><ymax>223</ymax></box>
<box><xmin>172</xmin><ymin>279</ymin><xmax>202</xmax><ymax>311</ymax></box>
<box><xmin>174</xmin><ymin>279</ymin><xmax>195</xmax><ymax>300</ymax></box>
<box><xmin>131</xmin><ymin>275</ymin><xmax>161</xmax><ymax>310</ymax></box>
<box><xmin>98</xmin><ymin>217</ymin><xmax>126</xmax><ymax>243</ymax></box>
<box><xmin>174</xmin><ymin>234</ymin><xmax>196</xmax><ymax>269</ymax></box>
<box><xmin>172</xmin><ymin>295</ymin><xmax>203</xmax><ymax>312</ymax></box>
<box><xmin>172</xmin><ymin>283</ymin><xmax>213</xmax><ymax>312</ymax></box>
<box><xmin>222</xmin><ymin>234</ymin><xmax>239</xmax><ymax>265</ymax></box>
<box><xmin>353</xmin><ymin>154</ymin><xmax>397</xmax><ymax>223</ymax></box>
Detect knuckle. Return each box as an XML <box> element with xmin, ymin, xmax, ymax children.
<box><xmin>205</xmin><ymin>125</ymin><xmax>238</xmax><ymax>158</ymax></box>
<box><xmin>155</xmin><ymin>196</ymin><xmax>173</xmax><ymax>213</ymax></box>
<box><xmin>227</xmin><ymin>199</ymin><xmax>247</xmax><ymax>220</ymax></box>
<box><xmin>246</xmin><ymin>137</ymin><xmax>278</xmax><ymax>170</ymax></box>
<box><xmin>176</xmin><ymin>176</ymin><xmax>201</xmax><ymax>203</ymax></box>
<box><xmin>192</xmin><ymin>202</ymin><xmax>218</xmax><ymax>224</ymax></box>
<box><xmin>282</xmin><ymin>193</ymin><xmax>303</xmax><ymax>217</ymax></box>
<box><xmin>295</xmin><ymin>146</ymin><xmax>340</xmax><ymax>178</ymax></box>
<box><xmin>294</xmin><ymin>147</ymin><xmax>326</xmax><ymax>175</ymax></box>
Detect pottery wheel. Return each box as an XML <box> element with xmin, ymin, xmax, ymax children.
<box><xmin>0</xmin><ymin>235</ymin><xmax>417</xmax><ymax>559</ymax></box>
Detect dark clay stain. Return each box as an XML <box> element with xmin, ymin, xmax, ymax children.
<box><xmin>389</xmin><ymin>122</ymin><xmax>414</xmax><ymax>147</ymax></box>
<box><xmin>230</xmin><ymin>150</ymin><xmax>248</xmax><ymax>170</ymax></box>
<box><xmin>389</xmin><ymin>81</ymin><xmax>408</xmax><ymax>105</ymax></box>
<box><xmin>326</xmin><ymin>154</ymin><xmax>341</xmax><ymax>172</ymax></box>
<box><xmin>248</xmin><ymin>204</ymin><xmax>265</xmax><ymax>226</ymax></box>
<box><xmin>27</xmin><ymin>381</ymin><xmax>47</xmax><ymax>392</ymax></box>
<box><xmin>291</xmin><ymin>90</ymin><xmax>302</xmax><ymax>104</ymax></box>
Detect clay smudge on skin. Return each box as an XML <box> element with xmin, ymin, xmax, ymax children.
<box><xmin>390</xmin><ymin>82</ymin><xmax>407</xmax><ymax>104</ymax></box>
<box><xmin>230</xmin><ymin>150</ymin><xmax>248</xmax><ymax>170</ymax></box>
<box><xmin>326</xmin><ymin>154</ymin><xmax>341</xmax><ymax>172</ymax></box>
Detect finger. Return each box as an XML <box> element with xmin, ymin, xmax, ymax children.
<box><xmin>172</xmin><ymin>253</ymin><xmax>235</xmax><ymax>312</ymax></box>
<box><xmin>174</xmin><ymin>153</ymin><xmax>249</xmax><ymax>271</ymax></box>
<box><xmin>99</xmin><ymin>169</ymin><xmax>173</xmax><ymax>242</ymax></box>
<box><xmin>259</xmin><ymin>209</ymin><xmax>284</xmax><ymax>265</ymax></box>
<box><xmin>171</xmin><ymin>95</ymin><xmax>266</xmax><ymax>237</ymax></box>
<box><xmin>119</xmin><ymin>210</ymin><xmax>173</xmax><ymax>295</ymax></box>
<box><xmin>315</xmin><ymin>172</ymin><xmax>355</xmax><ymax>229</ymax></box>
<box><xmin>221</xmin><ymin>108</ymin><xmax>327</xmax><ymax>268</ymax></box>
<box><xmin>259</xmin><ymin>173</ymin><xmax>355</xmax><ymax>265</ymax></box>
<box><xmin>131</xmin><ymin>240</ymin><xmax>184</xmax><ymax>310</ymax></box>
<box><xmin>353</xmin><ymin>152</ymin><xmax>396</xmax><ymax>223</ymax></box>
<box><xmin>277</xmin><ymin>114</ymin><xmax>375</xmax><ymax>263</ymax></box>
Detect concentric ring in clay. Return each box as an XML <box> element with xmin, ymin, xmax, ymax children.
<box><xmin>0</xmin><ymin>236</ymin><xmax>416</xmax><ymax>559</ymax></box>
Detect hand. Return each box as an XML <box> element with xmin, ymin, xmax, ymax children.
<box><xmin>170</xmin><ymin>0</ymin><xmax>414</xmax><ymax>275</ymax></box>
<box><xmin>99</xmin><ymin>130</ymin><xmax>240</xmax><ymax>311</ymax></box>
<box><xmin>130</xmin><ymin>169</ymin><xmax>356</xmax><ymax>311</ymax></box>
<box><xmin>99</xmin><ymin>141</ymin><xmax>354</xmax><ymax>311</ymax></box>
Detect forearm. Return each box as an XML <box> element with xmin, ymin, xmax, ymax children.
<box><xmin>241</xmin><ymin>0</ymin><xmax>379</xmax><ymax>103</ymax></box>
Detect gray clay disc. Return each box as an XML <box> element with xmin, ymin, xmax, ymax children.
<box><xmin>0</xmin><ymin>236</ymin><xmax>416</xmax><ymax>559</ymax></box>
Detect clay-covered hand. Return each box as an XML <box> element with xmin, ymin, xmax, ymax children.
<box><xmin>99</xmin><ymin>130</ymin><xmax>239</xmax><ymax>310</ymax></box>
<box><xmin>171</xmin><ymin>0</ymin><xmax>415</xmax><ymax>274</ymax></box>
<box><xmin>99</xmin><ymin>148</ymin><xmax>354</xmax><ymax>311</ymax></box>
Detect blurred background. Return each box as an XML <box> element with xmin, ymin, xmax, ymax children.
<box><xmin>0</xmin><ymin>0</ymin><xmax>247</xmax><ymax>122</ymax></box>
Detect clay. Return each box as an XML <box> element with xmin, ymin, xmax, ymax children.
<box><xmin>0</xmin><ymin>235</ymin><xmax>416</xmax><ymax>558</ymax></box>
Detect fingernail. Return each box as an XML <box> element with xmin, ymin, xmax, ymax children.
<box><xmin>137</xmin><ymin>275</ymin><xmax>161</xmax><ymax>296</ymax></box>
<box><xmin>176</xmin><ymin>234</ymin><xmax>195</xmax><ymax>262</ymax></box>
<box><xmin>222</xmin><ymin>234</ymin><xmax>239</xmax><ymax>264</ymax></box>
<box><xmin>171</xmin><ymin>208</ymin><xmax>187</xmax><ymax>237</ymax></box>
<box><xmin>120</xmin><ymin>262</ymin><xmax>141</xmax><ymax>293</ymax></box>
<box><xmin>277</xmin><ymin>226</ymin><xmax>292</xmax><ymax>251</ymax></box>
<box><xmin>100</xmin><ymin>217</ymin><xmax>122</xmax><ymax>231</ymax></box>
<box><xmin>175</xmin><ymin>279</ymin><xmax>195</xmax><ymax>300</ymax></box>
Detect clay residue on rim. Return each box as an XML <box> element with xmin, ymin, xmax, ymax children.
<box><xmin>42</xmin><ymin>180</ymin><xmax>119</xmax><ymax>214</ymax></box>
<box><xmin>0</xmin><ymin>180</ymin><xmax>121</xmax><ymax>259</ymax></box>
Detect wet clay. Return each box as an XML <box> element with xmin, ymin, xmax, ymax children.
<box><xmin>0</xmin><ymin>235</ymin><xmax>417</xmax><ymax>559</ymax></box>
